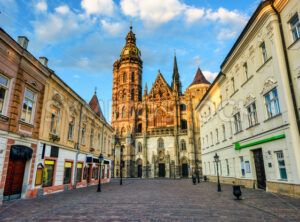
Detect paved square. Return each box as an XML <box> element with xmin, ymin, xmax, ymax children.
<box><xmin>0</xmin><ymin>179</ymin><xmax>300</xmax><ymax>221</ymax></box>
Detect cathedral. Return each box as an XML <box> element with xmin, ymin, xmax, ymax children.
<box><xmin>112</xmin><ymin>26</ymin><xmax>210</xmax><ymax>178</ymax></box>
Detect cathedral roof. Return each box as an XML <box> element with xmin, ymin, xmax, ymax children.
<box><xmin>148</xmin><ymin>71</ymin><xmax>172</xmax><ymax>100</ymax></box>
<box><xmin>89</xmin><ymin>92</ymin><xmax>104</xmax><ymax>118</ymax></box>
<box><xmin>189</xmin><ymin>67</ymin><xmax>210</xmax><ymax>86</ymax></box>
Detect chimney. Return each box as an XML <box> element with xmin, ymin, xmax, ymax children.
<box><xmin>17</xmin><ymin>36</ymin><xmax>29</xmax><ymax>49</ymax></box>
<box><xmin>39</xmin><ymin>57</ymin><xmax>48</xmax><ymax>67</ymax></box>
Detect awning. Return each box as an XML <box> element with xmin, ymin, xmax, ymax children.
<box><xmin>10</xmin><ymin>145</ymin><xmax>33</xmax><ymax>161</ymax></box>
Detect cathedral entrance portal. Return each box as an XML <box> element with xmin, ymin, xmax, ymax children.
<box><xmin>182</xmin><ymin>164</ymin><xmax>188</xmax><ymax>177</ymax></box>
<box><xmin>138</xmin><ymin>165</ymin><xmax>142</xmax><ymax>177</ymax></box>
<box><xmin>159</xmin><ymin>164</ymin><xmax>165</xmax><ymax>177</ymax></box>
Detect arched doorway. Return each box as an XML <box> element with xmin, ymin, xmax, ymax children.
<box><xmin>158</xmin><ymin>151</ymin><xmax>165</xmax><ymax>177</ymax></box>
<box><xmin>181</xmin><ymin>158</ymin><xmax>188</xmax><ymax>178</ymax></box>
<box><xmin>136</xmin><ymin>159</ymin><xmax>142</xmax><ymax>178</ymax></box>
<box><xmin>4</xmin><ymin>145</ymin><xmax>33</xmax><ymax>200</ymax></box>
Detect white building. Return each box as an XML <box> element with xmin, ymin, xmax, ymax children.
<box><xmin>197</xmin><ymin>0</ymin><xmax>300</xmax><ymax>197</ymax></box>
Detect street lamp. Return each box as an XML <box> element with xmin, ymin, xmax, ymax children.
<box><xmin>120</xmin><ymin>146</ymin><xmax>123</xmax><ymax>185</ymax></box>
<box><xmin>97</xmin><ymin>153</ymin><xmax>104</xmax><ymax>192</ymax></box>
<box><xmin>214</xmin><ymin>153</ymin><xmax>221</xmax><ymax>192</ymax></box>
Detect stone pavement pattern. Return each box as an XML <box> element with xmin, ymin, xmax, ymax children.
<box><xmin>0</xmin><ymin>179</ymin><xmax>300</xmax><ymax>222</ymax></box>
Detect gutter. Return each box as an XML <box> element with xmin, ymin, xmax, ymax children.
<box><xmin>270</xmin><ymin>0</ymin><xmax>300</xmax><ymax>134</ymax></box>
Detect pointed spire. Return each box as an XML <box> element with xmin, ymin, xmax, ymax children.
<box><xmin>144</xmin><ymin>82</ymin><xmax>148</xmax><ymax>95</ymax></box>
<box><xmin>89</xmin><ymin>92</ymin><xmax>104</xmax><ymax>117</ymax></box>
<box><xmin>172</xmin><ymin>54</ymin><xmax>182</xmax><ymax>95</ymax></box>
<box><xmin>189</xmin><ymin>66</ymin><xmax>210</xmax><ymax>87</ymax></box>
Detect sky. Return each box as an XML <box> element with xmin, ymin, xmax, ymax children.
<box><xmin>0</xmin><ymin>0</ymin><xmax>261</xmax><ymax>122</ymax></box>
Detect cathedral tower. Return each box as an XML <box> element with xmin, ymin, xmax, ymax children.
<box><xmin>111</xmin><ymin>25</ymin><xmax>143</xmax><ymax>137</ymax></box>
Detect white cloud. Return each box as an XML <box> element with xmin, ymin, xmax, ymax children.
<box><xmin>36</xmin><ymin>1</ymin><xmax>47</xmax><ymax>12</ymax></box>
<box><xmin>120</xmin><ymin>0</ymin><xmax>185</xmax><ymax>24</ymax></box>
<box><xmin>73</xmin><ymin>74</ymin><xmax>80</xmax><ymax>79</ymax></box>
<box><xmin>217</xmin><ymin>28</ymin><xmax>237</xmax><ymax>40</ymax></box>
<box><xmin>55</xmin><ymin>5</ymin><xmax>70</xmax><ymax>14</ymax></box>
<box><xmin>203</xmin><ymin>71</ymin><xmax>218</xmax><ymax>82</ymax></box>
<box><xmin>81</xmin><ymin>0</ymin><xmax>115</xmax><ymax>16</ymax></box>
<box><xmin>185</xmin><ymin>7</ymin><xmax>205</xmax><ymax>23</ymax></box>
<box><xmin>206</xmin><ymin>8</ymin><xmax>247</xmax><ymax>27</ymax></box>
<box><xmin>101</xmin><ymin>20</ymin><xmax>124</xmax><ymax>36</ymax></box>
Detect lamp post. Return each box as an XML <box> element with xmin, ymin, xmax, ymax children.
<box><xmin>97</xmin><ymin>153</ymin><xmax>104</xmax><ymax>192</ymax></box>
<box><xmin>214</xmin><ymin>153</ymin><xmax>221</xmax><ymax>192</ymax></box>
<box><xmin>196</xmin><ymin>159</ymin><xmax>200</xmax><ymax>183</ymax></box>
<box><xmin>120</xmin><ymin>146</ymin><xmax>123</xmax><ymax>185</ymax></box>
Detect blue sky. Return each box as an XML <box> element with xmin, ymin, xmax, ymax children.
<box><xmin>0</xmin><ymin>0</ymin><xmax>260</xmax><ymax>122</ymax></box>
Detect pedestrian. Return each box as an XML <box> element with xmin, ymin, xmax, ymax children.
<box><xmin>192</xmin><ymin>174</ymin><xmax>196</xmax><ymax>185</ymax></box>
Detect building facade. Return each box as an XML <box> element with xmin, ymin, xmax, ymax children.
<box><xmin>0</xmin><ymin>28</ymin><xmax>113</xmax><ymax>204</ymax></box>
<box><xmin>197</xmin><ymin>0</ymin><xmax>300</xmax><ymax>197</ymax></box>
<box><xmin>112</xmin><ymin>26</ymin><xmax>210</xmax><ymax>178</ymax></box>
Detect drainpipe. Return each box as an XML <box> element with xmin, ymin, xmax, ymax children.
<box><xmin>270</xmin><ymin>0</ymin><xmax>300</xmax><ymax>134</ymax></box>
<box><xmin>73</xmin><ymin>104</ymin><xmax>83</xmax><ymax>189</ymax></box>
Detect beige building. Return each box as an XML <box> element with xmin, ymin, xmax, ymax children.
<box><xmin>197</xmin><ymin>0</ymin><xmax>300</xmax><ymax>197</ymax></box>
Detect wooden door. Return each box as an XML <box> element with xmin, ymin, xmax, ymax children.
<box><xmin>138</xmin><ymin>165</ymin><xmax>142</xmax><ymax>178</ymax></box>
<box><xmin>253</xmin><ymin>149</ymin><xmax>266</xmax><ymax>189</ymax></box>
<box><xmin>4</xmin><ymin>160</ymin><xmax>26</xmax><ymax>200</ymax></box>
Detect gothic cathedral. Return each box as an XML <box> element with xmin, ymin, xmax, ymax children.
<box><xmin>112</xmin><ymin>26</ymin><xmax>210</xmax><ymax>178</ymax></box>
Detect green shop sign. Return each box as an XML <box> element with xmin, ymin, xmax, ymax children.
<box><xmin>235</xmin><ymin>134</ymin><xmax>286</xmax><ymax>150</ymax></box>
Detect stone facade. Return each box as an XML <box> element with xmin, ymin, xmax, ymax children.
<box><xmin>111</xmin><ymin>26</ymin><xmax>210</xmax><ymax>178</ymax></box>
<box><xmin>197</xmin><ymin>0</ymin><xmax>300</xmax><ymax>197</ymax></box>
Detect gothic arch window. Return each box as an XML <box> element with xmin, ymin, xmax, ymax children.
<box><xmin>137</xmin><ymin>123</ymin><xmax>142</xmax><ymax>133</ymax></box>
<box><xmin>180</xmin><ymin>139</ymin><xmax>186</xmax><ymax>151</ymax></box>
<box><xmin>137</xmin><ymin>142</ymin><xmax>142</xmax><ymax>153</ymax></box>
<box><xmin>130</xmin><ymin>107</ymin><xmax>134</xmax><ymax>116</ymax></box>
<box><xmin>131</xmin><ymin>72</ymin><xmax>135</xmax><ymax>82</ymax></box>
<box><xmin>122</xmin><ymin>107</ymin><xmax>126</xmax><ymax>118</ymax></box>
<box><xmin>121</xmin><ymin>127</ymin><xmax>126</xmax><ymax>136</ymax></box>
<box><xmin>123</xmin><ymin>73</ymin><xmax>127</xmax><ymax>83</ymax></box>
<box><xmin>138</xmin><ymin>108</ymin><xmax>142</xmax><ymax>116</ymax></box>
<box><xmin>115</xmin><ymin>110</ymin><xmax>119</xmax><ymax>119</ymax></box>
<box><xmin>180</xmin><ymin>104</ymin><xmax>186</xmax><ymax>111</ymax></box>
<box><xmin>131</xmin><ymin>89</ymin><xmax>134</xmax><ymax>100</ymax></box>
<box><xmin>158</xmin><ymin>138</ymin><xmax>164</xmax><ymax>148</ymax></box>
<box><xmin>181</xmin><ymin>119</ymin><xmax>187</xmax><ymax>130</ymax></box>
<box><xmin>122</xmin><ymin>90</ymin><xmax>126</xmax><ymax>100</ymax></box>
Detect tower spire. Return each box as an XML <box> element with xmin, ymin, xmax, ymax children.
<box><xmin>172</xmin><ymin>54</ymin><xmax>182</xmax><ymax>95</ymax></box>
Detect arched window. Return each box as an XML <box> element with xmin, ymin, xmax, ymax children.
<box><xmin>138</xmin><ymin>142</ymin><xmax>142</xmax><ymax>153</ymax></box>
<box><xmin>180</xmin><ymin>104</ymin><xmax>186</xmax><ymax>111</ymax></box>
<box><xmin>137</xmin><ymin>123</ymin><xmax>142</xmax><ymax>133</ymax></box>
<box><xmin>122</xmin><ymin>90</ymin><xmax>126</xmax><ymax>100</ymax></box>
<box><xmin>121</xmin><ymin>127</ymin><xmax>126</xmax><ymax>136</ymax></box>
<box><xmin>180</xmin><ymin>139</ymin><xmax>186</xmax><ymax>151</ymax></box>
<box><xmin>123</xmin><ymin>73</ymin><xmax>127</xmax><ymax>83</ymax></box>
<box><xmin>131</xmin><ymin>89</ymin><xmax>134</xmax><ymax>100</ymax></box>
<box><xmin>181</xmin><ymin>119</ymin><xmax>187</xmax><ymax>130</ymax></box>
<box><xmin>115</xmin><ymin>110</ymin><xmax>119</xmax><ymax>119</ymax></box>
<box><xmin>122</xmin><ymin>107</ymin><xmax>126</xmax><ymax>118</ymax></box>
<box><xmin>158</xmin><ymin>138</ymin><xmax>164</xmax><ymax>148</ymax></box>
<box><xmin>130</xmin><ymin>107</ymin><xmax>134</xmax><ymax>116</ymax></box>
<box><xmin>138</xmin><ymin>108</ymin><xmax>142</xmax><ymax>115</ymax></box>
<box><xmin>131</xmin><ymin>72</ymin><xmax>135</xmax><ymax>82</ymax></box>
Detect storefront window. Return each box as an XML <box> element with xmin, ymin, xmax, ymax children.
<box><xmin>76</xmin><ymin>163</ymin><xmax>83</xmax><ymax>182</ymax></box>
<box><xmin>63</xmin><ymin>162</ymin><xmax>72</xmax><ymax>184</ymax></box>
<box><xmin>83</xmin><ymin>166</ymin><xmax>88</xmax><ymax>180</ymax></box>
<box><xmin>93</xmin><ymin>167</ymin><xmax>99</xmax><ymax>179</ymax></box>
<box><xmin>277</xmin><ymin>151</ymin><xmax>287</xmax><ymax>180</ymax></box>
<box><xmin>43</xmin><ymin>160</ymin><xmax>55</xmax><ymax>187</ymax></box>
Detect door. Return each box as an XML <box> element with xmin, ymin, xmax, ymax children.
<box><xmin>253</xmin><ymin>149</ymin><xmax>266</xmax><ymax>189</ymax></box>
<box><xmin>3</xmin><ymin>160</ymin><xmax>26</xmax><ymax>200</ymax></box>
<box><xmin>138</xmin><ymin>165</ymin><xmax>142</xmax><ymax>178</ymax></box>
<box><xmin>159</xmin><ymin>164</ymin><xmax>165</xmax><ymax>177</ymax></box>
<box><xmin>182</xmin><ymin>164</ymin><xmax>188</xmax><ymax>177</ymax></box>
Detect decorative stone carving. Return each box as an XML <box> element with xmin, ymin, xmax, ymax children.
<box><xmin>261</xmin><ymin>77</ymin><xmax>278</xmax><ymax>95</ymax></box>
<box><xmin>244</xmin><ymin>93</ymin><xmax>255</xmax><ymax>107</ymax></box>
<box><xmin>232</xmin><ymin>105</ymin><xmax>240</xmax><ymax>114</ymax></box>
<box><xmin>52</xmin><ymin>93</ymin><xmax>63</xmax><ymax>107</ymax></box>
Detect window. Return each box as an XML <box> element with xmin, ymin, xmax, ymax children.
<box><xmin>63</xmin><ymin>162</ymin><xmax>72</xmax><ymax>184</ymax></box>
<box><xmin>21</xmin><ymin>89</ymin><xmax>36</xmax><ymax>123</ymax></box>
<box><xmin>0</xmin><ymin>74</ymin><xmax>9</xmax><ymax>115</ymax></box>
<box><xmin>276</xmin><ymin>151</ymin><xmax>287</xmax><ymax>180</ymax></box>
<box><xmin>50</xmin><ymin>107</ymin><xmax>59</xmax><ymax>134</ymax></box>
<box><xmin>216</xmin><ymin>129</ymin><xmax>219</xmax><ymax>143</ymax></box>
<box><xmin>43</xmin><ymin>160</ymin><xmax>55</xmax><ymax>187</ymax></box>
<box><xmin>138</xmin><ymin>142</ymin><xmax>142</xmax><ymax>153</ymax></box>
<box><xmin>243</xmin><ymin>62</ymin><xmax>248</xmax><ymax>80</ymax></box>
<box><xmin>76</xmin><ymin>163</ymin><xmax>83</xmax><ymax>182</ymax></box>
<box><xmin>122</xmin><ymin>107</ymin><xmax>126</xmax><ymax>118</ymax></box>
<box><xmin>240</xmin><ymin>157</ymin><xmax>245</xmax><ymax>177</ymax></box>
<box><xmin>122</xmin><ymin>90</ymin><xmax>126</xmax><ymax>100</ymax></box>
<box><xmin>131</xmin><ymin>72</ymin><xmax>135</xmax><ymax>82</ymax></box>
<box><xmin>131</xmin><ymin>89</ymin><xmax>134</xmax><ymax>100</ymax></box>
<box><xmin>261</xmin><ymin>42</ymin><xmax>268</xmax><ymax>63</ymax></box>
<box><xmin>90</xmin><ymin>128</ymin><xmax>94</xmax><ymax>148</ymax></box>
<box><xmin>158</xmin><ymin>138</ymin><xmax>164</xmax><ymax>148</ymax></box>
<box><xmin>83</xmin><ymin>166</ymin><xmax>88</xmax><ymax>180</ymax></box>
<box><xmin>81</xmin><ymin>124</ymin><xmax>86</xmax><ymax>145</ymax></box>
<box><xmin>181</xmin><ymin>140</ymin><xmax>186</xmax><ymax>151</ymax></box>
<box><xmin>180</xmin><ymin>104</ymin><xmax>186</xmax><ymax>111</ymax></box>
<box><xmin>93</xmin><ymin>167</ymin><xmax>99</xmax><ymax>179</ymax></box>
<box><xmin>231</xmin><ymin>78</ymin><xmax>235</xmax><ymax>92</ymax></box>
<box><xmin>137</xmin><ymin>123</ymin><xmax>142</xmax><ymax>133</ymax></box>
<box><xmin>226</xmin><ymin>159</ymin><xmax>230</xmax><ymax>176</ymax></box>
<box><xmin>247</xmin><ymin>102</ymin><xmax>258</xmax><ymax>127</ymax></box>
<box><xmin>234</xmin><ymin>112</ymin><xmax>242</xmax><ymax>133</ymax></box>
<box><xmin>222</xmin><ymin>125</ymin><xmax>226</xmax><ymax>140</ymax></box>
<box><xmin>68</xmin><ymin>116</ymin><xmax>75</xmax><ymax>141</ymax></box>
<box><xmin>265</xmin><ymin>88</ymin><xmax>280</xmax><ymax>118</ymax></box>
<box><xmin>290</xmin><ymin>14</ymin><xmax>300</xmax><ymax>41</ymax></box>
<box><xmin>123</xmin><ymin>73</ymin><xmax>127</xmax><ymax>83</ymax></box>
<box><xmin>97</xmin><ymin>133</ymin><xmax>101</xmax><ymax>151</ymax></box>
<box><xmin>181</xmin><ymin>119</ymin><xmax>187</xmax><ymax>130</ymax></box>
<box><xmin>104</xmin><ymin>137</ymin><xmax>106</xmax><ymax>153</ymax></box>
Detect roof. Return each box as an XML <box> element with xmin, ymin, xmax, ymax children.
<box><xmin>189</xmin><ymin>67</ymin><xmax>210</xmax><ymax>86</ymax></box>
<box><xmin>89</xmin><ymin>93</ymin><xmax>104</xmax><ymax>118</ymax></box>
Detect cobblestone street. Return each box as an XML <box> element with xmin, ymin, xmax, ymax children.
<box><xmin>1</xmin><ymin>179</ymin><xmax>300</xmax><ymax>222</ymax></box>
